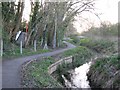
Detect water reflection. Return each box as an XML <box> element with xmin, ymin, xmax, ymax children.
<box><xmin>62</xmin><ymin>62</ymin><xmax>92</xmax><ymax>88</ymax></box>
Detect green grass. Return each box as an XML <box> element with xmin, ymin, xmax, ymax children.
<box><xmin>63</xmin><ymin>46</ymin><xmax>93</xmax><ymax>57</ymax></box>
<box><xmin>62</xmin><ymin>46</ymin><xmax>93</xmax><ymax>69</ymax></box>
<box><xmin>67</xmin><ymin>36</ymin><xmax>115</xmax><ymax>54</ymax></box>
<box><xmin>67</xmin><ymin>35</ymin><xmax>116</xmax><ymax>55</ymax></box>
<box><xmin>22</xmin><ymin>57</ymin><xmax>62</xmax><ymax>88</ymax></box>
<box><xmin>2</xmin><ymin>29</ymin><xmax>51</xmax><ymax>59</ymax></box>
<box><xmin>3</xmin><ymin>43</ymin><xmax>50</xmax><ymax>59</ymax></box>
<box><xmin>79</xmin><ymin>38</ymin><xmax>115</xmax><ymax>54</ymax></box>
<box><xmin>68</xmin><ymin>36</ymin><xmax>115</xmax><ymax>55</ymax></box>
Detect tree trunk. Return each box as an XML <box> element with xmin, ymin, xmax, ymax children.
<box><xmin>53</xmin><ymin>8</ymin><xmax>57</xmax><ymax>49</ymax></box>
<box><xmin>42</xmin><ymin>24</ymin><xmax>48</xmax><ymax>49</ymax></box>
<box><xmin>9</xmin><ymin>1</ymin><xmax>24</xmax><ymax>41</ymax></box>
<box><xmin>25</xmin><ymin>29</ymin><xmax>34</xmax><ymax>47</ymax></box>
<box><xmin>0</xmin><ymin>39</ymin><xmax>3</xmax><ymax>56</ymax></box>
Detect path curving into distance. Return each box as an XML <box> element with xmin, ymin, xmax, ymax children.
<box><xmin>2</xmin><ymin>41</ymin><xmax>76</xmax><ymax>88</ymax></box>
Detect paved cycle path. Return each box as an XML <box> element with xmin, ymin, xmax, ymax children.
<box><xmin>2</xmin><ymin>41</ymin><xmax>76</xmax><ymax>88</ymax></box>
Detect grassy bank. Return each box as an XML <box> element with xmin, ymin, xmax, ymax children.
<box><xmin>88</xmin><ymin>54</ymin><xmax>120</xmax><ymax>88</ymax></box>
<box><xmin>67</xmin><ymin>36</ymin><xmax>116</xmax><ymax>55</ymax></box>
<box><xmin>21</xmin><ymin>57</ymin><xmax>62</xmax><ymax>88</ymax></box>
<box><xmin>54</xmin><ymin>46</ymin><xmax>94</xmax><ymax>85</ymax></box>
<box><xmin>59</xmin><ymin>46</ymin><xmax>93</xmax><ymax>72</ymax></box>
<box><xmin>79</xmin><ymin>38</ymin><xmax>116</xmax><ymax>54</ymax></box>
<box><xmin>78</xmin><ymin>23</ymin><xmax>119</xmax><ymax>88</ymax></box>
<box><xmin>3</xmin><ymin>40</ymin><xmax>67</xmax><ymax>59</ymax></box>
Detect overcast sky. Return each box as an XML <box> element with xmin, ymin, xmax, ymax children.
<box><xmin>22</xmin><ymin>0</ymin><xmax>119</xmax><ymax>33</ymax></box>
<box><xmin>74</xmin><ymin>0</ymin><xmax>119</xmax><ymax>33</ymax></box>
<box><xmin>95</xmin><ymin>0</ymin><xmax>118</xmax><ymax>24</ymax></box>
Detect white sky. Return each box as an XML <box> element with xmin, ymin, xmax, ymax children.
<box><xmin>74</xmin><ymin>0</ymin><xmax>119</xmax><ymax>33</ymax></box>
<box><xmin>95</xmin><ymin>0</ymin><xmax>118</xmax><ymax>24</ymax></box>
<box><xmin>22</xmin><ymin>0</ymin><xmax>119</xmax><ymax>33</ymax></box>
<box><xmin>22</xmin><ymin>0</ymin><xmax>31</xmax><ymax>22</ymax></box>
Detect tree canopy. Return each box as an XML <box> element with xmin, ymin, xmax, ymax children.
<box><xmin>2</xmin><ymin>0</ymin><xmax>95</xmax><ymax>49</ymax></box>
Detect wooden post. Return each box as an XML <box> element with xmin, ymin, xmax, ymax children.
<box><xmin>0</xmin><ymin>39</ymin><xmax>3</xmax><ymax>57</ymax></box>
<box><xmin>20</xmin><ymin>40</ymin><xmax>22</xmax><ymax>54</ymax></box>
<box><xmin>34</xmin><ymin>40</ymin><xmax>37</xmax><ymax>52</ymax></box>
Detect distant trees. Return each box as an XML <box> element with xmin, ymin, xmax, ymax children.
<box><xmin>83</xmin><ymin>22</ymin><xmax>118</xmax><ymax>37</ymax></box>
<box><xmin>2</xmin><ymin>0</ymin><xmax>95</xmax><ymax>49</ymax></box>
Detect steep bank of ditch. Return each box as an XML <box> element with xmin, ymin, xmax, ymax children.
<box><xmin>53</xmin><ymin>54</ymin><xmax>120</xmax><ymax>89</ymax></box>
<box><xmin>66</xmin><ymin>36</ymin><xmax>119</xmax><ymax>89</ymax></box>
<box><xmin>87</xmin><ymin>54</ymin><xmax>120</xmax><ymax>89</ymax></box>
<box><xmin>52</xmin><ymin>46</ymin><xmax>94</xmax><ymax>88</ymax></box>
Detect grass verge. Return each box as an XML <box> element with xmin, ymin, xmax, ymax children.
<box><xmin>79</xmin><ymin>38</ymin><xmax>115</xmax><ymax>54</ymax></box>
<box><xmin>3</xmin><ymin>44</ymin><xmax>50</xmax><ymax>59</ymax></box>
<box><xmin>67</xmin><ymin>36</ymin><xmax>116</xmax><ymax>55</ymax></box>
<box><xmin>21</xmin><ymin>57</ymin><xmax>62</xmax><ymax>88</ymax></box>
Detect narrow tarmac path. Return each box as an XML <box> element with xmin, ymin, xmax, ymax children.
<box><xmin>2</xmin><ymin>41</ymin><xmax>76</xmax><ymax>88</ymax></box>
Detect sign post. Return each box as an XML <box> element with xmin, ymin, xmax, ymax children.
<box><xmin>20</xmin><ymin>40</ymin><xmax>22</xmax><ymax>54</ymax></box>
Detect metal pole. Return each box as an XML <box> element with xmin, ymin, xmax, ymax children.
<box><xmin>20</xmin><ymin>41</ymin><xmax>22</xmax><ymax>54</ymax></box>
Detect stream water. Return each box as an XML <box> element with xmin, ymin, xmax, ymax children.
<box><xmin>62</xmin><ymin>62</ymin><xmax>92</xmax><ymax>88</ymax></box>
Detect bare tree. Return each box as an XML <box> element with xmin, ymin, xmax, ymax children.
<box><xmin>23</xmin><ymin>0</ymin><xmax>96</xmax><ymax>48</ymax></box>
